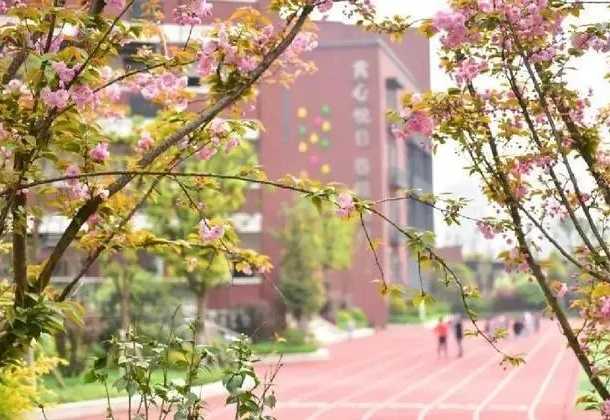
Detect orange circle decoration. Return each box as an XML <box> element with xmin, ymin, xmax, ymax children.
<box><xmin>321</xmin><ymin>121</ymin><xmax>331</xmax><ymax>132</ymax></box>
<box><xmin>310</xmin><ymin>133</ymin><xmax>319</xmax><ymax>144</ymax></box>
<box><xmin>321</xmin><ymin>164</ymin><xmax>331</xmax><ymax>174</ymax></box>
<box><xmin>299</xmin><ymin>169</ymin><xmax>309</xmax><ymax>178</ymax></box>
<box><xmin>298</xmin><ymin>141</ymin><xmax>308</xmax><ymax>153</ymax></box>
<box><xmin>297</xmin><ymin>107</ymin><xmax>307</xmax><ymax>118</ymax></box>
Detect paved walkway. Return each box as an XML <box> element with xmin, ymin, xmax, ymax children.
<box><xmin>64</xmin><ymin>321</ymin><xmax>599</xmax><ymax>419</ymax></box>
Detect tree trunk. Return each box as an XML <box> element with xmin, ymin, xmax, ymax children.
<box><xmin>193</xmin><ymin>290</ymin><xmax>208</xmax><ymax>344</ymax></box>
<box><xmin>119</xmin><ymin>280</ymin><xmax>130</xmax><ymax>341</ymax></box>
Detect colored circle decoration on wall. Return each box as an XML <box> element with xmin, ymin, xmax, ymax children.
<box><xmin>294</xmin><ymin>105</ymin><xmax>333</xmax><ymax>177</ymax></box>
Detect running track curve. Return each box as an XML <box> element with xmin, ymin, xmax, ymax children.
<box><xmin>72</xmin><ymin>321</ymin><xmax>600</xmax><ymax>420</ymax></box>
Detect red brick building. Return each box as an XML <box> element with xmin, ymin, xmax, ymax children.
<box><xmin>27</xmin><ymin>0</ymin><xmax>433</xmax><ymax>332</ymax></box>
<box><xmin>201</xmin><ymin>1</ymin><xmax>434</xmax><ymax>329</ymax></box>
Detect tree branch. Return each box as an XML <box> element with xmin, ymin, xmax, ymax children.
<box><xmin>34</xmin><ymin>4</ymin><xmax>315</xmax><ymax>292</ymax></box>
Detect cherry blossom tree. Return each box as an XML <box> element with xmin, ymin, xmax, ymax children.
<box><xmin>389</xmin><ymin>0</ymin><xmax>610</xmax><ymax>414</ymax></box>
<box><xmin>0</xmin><ymin>0</ymin><xmax>414</xmax><ymax>368</ymax></box>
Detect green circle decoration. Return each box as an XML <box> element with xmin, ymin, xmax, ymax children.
<box><xmin>298</xmin><ymin>125</ymin><xmax>307</xmax><ymax>135</ymax></box>
<box><xmin>321</xmin><ymin>104</ymin><xmax>331</xmax><ymax>116</ymax></box>
<box><xmin>320</xmin><ymin>138</ymin><xmax>331</xmax><ymax>149</ymax></box>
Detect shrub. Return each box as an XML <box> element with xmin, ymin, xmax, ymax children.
<box><xmin>350</xmin><ymin>308</ymin><xmax>368</xmax><ymax>327</ymax></box>
<box><xmin>389</xmin><ymin>293</ymin><xmax>408</xmax><ymax>315</ymax></box>
<box><xmin>336</xmin><ymin>307</ymin><xmax>368</xmax><ymax>330</ymax></box>
<box><xmin>336</xmin><ymin>309</ymin><xmax>353</xmax><ymax>330</ymax></box>
<box><xmin>0</xmin><ymin>356</ymin><xmax>62</xmax><ymax>420</ymax></box>
<box><xmin>281</xmin><ymin>327</ymin><xmax>306</xmax><ymax>346</ymax></box>
<box><xmin>515</xmin><ymin>280</ymin><xmax>546</xmax><ymax>309</ymax></box>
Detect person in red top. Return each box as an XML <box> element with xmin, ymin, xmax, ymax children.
<box><xmin>434</xmin><ymin>317</ymin><xmax>449</xmax><ymax>358</ymax></box>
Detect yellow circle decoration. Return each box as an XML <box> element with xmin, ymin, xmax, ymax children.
<box><xmin>321</xmin><ymin>164</ymin><xmax>331</xmax><ymax>174</ymax></box>
<box><xmin>298</xmin><ymin>141</ymin><xmax>308</xmax><ymax>153</ymax></box>
<box><xmin>297</xmin><ymin>107</ymin><xmax>307</xmax><ymax>118</ymax></box>
<box><xmin>321</xmin><ymin>121</ymin><xmax>331</xmax><ymax>132</ymax></box>
<box><xmin>310</xmin><ymin>133</ymin><xmax>319</xmax><ymax>144</ymax></box>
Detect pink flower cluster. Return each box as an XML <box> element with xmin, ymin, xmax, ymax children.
<box><xmin>137</xmin><ymin>131</ymin><xmax>154</xmax><ymax>152</ymax></box>
<box><xmin>199</xmin><ymin>219</ymin><xmax>225</xmax><ymax>242</ymax></box>
<box><xmin>396</xmin><ymin>109</ymin><xmax>435</xmax><ymax>139</ymax></box>
<box><xmin>432</xmin><ymin>9</ymin><xmax>470</xmax><ymax>48</ymax></box>
<box><xmin>90</xmin><ymin>142</ymin><xmax>110</xmax><ymax>162</ymax></box>
<box><xmin>173</xmin><ymin>0</ymin><xmax>213</xmax><ymax>26</ymax></box>
<box><xmin>125</xmin><ymin>71</ymin><xmax>189</xmax><ymax>111</ymax></box>
<box><xmin>476</xmin><ymin>221</ymin><xmax>502</xmax><ymax>240</ymax></box>
<box><xmin>454</xmin><ymin>58</ymin><xmax>488</xmax><ymax>85</ymax></box>
<box><xmin>192</xmin><ymin>118</ymin><xmax>241</xmax><ymax>160</ymax></box>
<box><xmin>335</xmin><ymin>192</ymin><xmax>355</xmax><ymax>219</ymax></box>
<box><xmin>40</xmin><ymin>87</ymin><xmax>70</xmax><ymax>109</ymax></box>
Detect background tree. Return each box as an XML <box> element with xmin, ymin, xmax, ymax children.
<box><xmin>318</xmin><ymin>204</ymin><xmax>356</xmax><ymax>313</ymax></box>
<box><xmin>145</xmin><ymin>139</ymin><xmax>257</xmax><ymax>343</ymax></box>
<box><xmin>95</xmin><ymin>250</ymin><xmax>182</xmax><ymax>341</ymax></box>
<box><xmin>278</xmin><ymin>200</ymin><xmax>326</xmax><ymax>330</ymax></box>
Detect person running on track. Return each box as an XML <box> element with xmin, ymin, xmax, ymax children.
<box><xmin>434</xmin><ymin>317</ymin><xmax>449</xmax><ymax>358</ymax></box>
<box><xmin>454</xmin><ymin>315</ymin><xmax>464</xmax><ymax>358</ymax></box>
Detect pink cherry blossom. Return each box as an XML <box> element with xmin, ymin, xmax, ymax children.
<box><xmin>225</xmin><ymin>137</ymin><xmax>239</xmax><ymax>153</ymax></box>
<box><xmin>335</xmin><ymin>192</ymin><xmax>355</xmax><ymax>219</ymax></box>
<box><xmin>137</xmin><ymin>132</ymin><xmax>154</xmax><ymax>151</ymax></box>
<box><xmin>556</xmin><ymin>283</ymin><xmax>568</xmax><ymax>299</ymax></box>
<box><xmin>52</xmin><ymin>62</ymin><xmax>76</xmax><ymax>83</ymax></box>
<box><xmin>63</xmin><ymin>164</ymin><xmax>81</xmax><ymax>187</ymax></box>
<box><xmin>89</xmin><ymin>142</ymin><xmax>110</xmax><ymax>162</ymax></box>
<box><xmin>7</xmin><ymin>79</ymin><xmax>21</xmax><ymax>91</ymax></box>
<box><xmin>199</xmin><ymin>219</ymin><xmax>225</xmax><ymax>241</ymax></box>
<box><xmin>40</xmin><ymin>87</ymin><xmax>70</xmax><ymax>109</ymax></box>
<box><xmin>317</xmin><ymin>0</ymin><xmax>333</xmax><ymax>13</ymax></box>
<box><xmin>209</xmin><ymin>118</ymin><xmax>225</xmax><ymax>134</ymax></box>
<box><xmin>70</xmin><ymin>84</ymin><xmax>94</xmax><ymax>108</ymax></box>
<box><xmin>87</xmin><ymin>213</ymin><xmax>103</xmax><ymax>226</ymax></box>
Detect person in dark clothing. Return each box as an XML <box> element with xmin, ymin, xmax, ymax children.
<box><xmin>513</xmin><ymin>317</ymin><xmax>524</xmax><ymax>338</ymax></box>
<box><xmin>454</xmin><ymin>316</ymin><xmax>464</xmax><ymax>358</ymax></box>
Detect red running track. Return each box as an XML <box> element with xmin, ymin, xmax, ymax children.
<box><xmin>70</xmin><ymin>321</ymin><xmax>601</xmax><ymax>420</ymax></box>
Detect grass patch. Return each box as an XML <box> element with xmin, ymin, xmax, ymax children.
<box><xmin>389</xmin><ymin>313</ymin><xmax>450</xmax><ymax>325</ymax></box>
<box><xmin>43</xmin><ymin>368</ymin><xmax>223</xmax><ymax>404</ymax></box>
<box><xmin>251</xmin><ymin>341</ymin><xmax>319</xmax><ymax>355</ymax></box>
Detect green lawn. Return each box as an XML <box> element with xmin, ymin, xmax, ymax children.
<box><xmin>43</xmin><ymin>368</ymin><xmax>223</xmax><ymax>404</ymax></box>
<box><xmin>251</xmin><ymin>341</ymin><xmax>319</xmax><ymax>355</ymax></box>
<box><xmin>389</xmin><ymin>313</ymin><xmax>450</xmax><ymax>325</ymax></box>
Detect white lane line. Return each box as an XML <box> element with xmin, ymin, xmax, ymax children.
<box><xmin>206</xmin><ymin>346</ymin><xmax>396</xmax><ymax>418</ymax></box>
<box><xmin>304</xmin><ymin>347</ymin><xmax>434</xmax><ymax>419</ymax></box>
<box><xmin>361</xmin><ymin>342</ymin><xmax>495</xmax><ymax>420</ymax></box>
<box><xmin>292</xmin><ymin>346</ymin><xmax>430</xmax><ymax>404</ymax></box>
<box><xmin>415</xmin><ymin>332</ymin><xmax>533</xmax><ymax>420</ymax></box>
<box><xmin>472</xmin><ymin>333</ymin><xmax>554</xmax><ymax>420</ymax></box>
<box><xmin>274</xmin><ymin>401</ymin><xmax>529</xmax><ymax>411</ymax></box>
<box><xmin>526</xmin><ymin>346</ymin><xmax>567</xmax><ymax>420</ymax></box>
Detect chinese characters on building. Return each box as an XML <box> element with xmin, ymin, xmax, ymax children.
<box><xmin>352</xmin><ymin>60</ymin><xmax>371</xmax><ymax>198</ymax></box>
